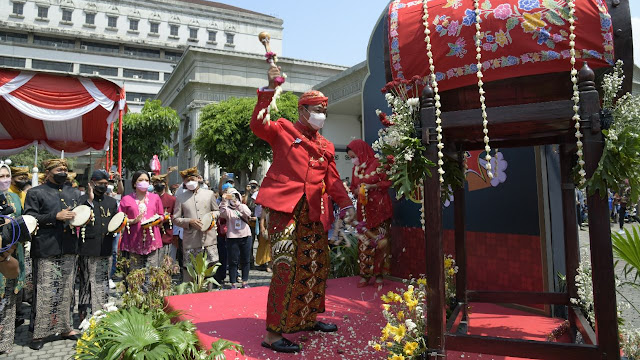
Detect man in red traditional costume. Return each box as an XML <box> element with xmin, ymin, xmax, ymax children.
<box><xmin>252</xmin><ymin>65</ymin><xmax>355</xmax><ymax>353</ymax></box>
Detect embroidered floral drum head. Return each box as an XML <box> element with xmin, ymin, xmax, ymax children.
<box><xmin>388</xmin><ymin>0</ymin><xmax>614</xmax><ymax>92</ymax></box>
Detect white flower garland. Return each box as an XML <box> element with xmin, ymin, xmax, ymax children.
<box><xmin>568</xmin><ymin>0</ymin><xmax>586</xmax><ymax>185</ymax></box>
<box><xmin>422</xmin><ymin>0</ymin><xmax>445</xmax><ymax>184</ymax></box>
<box><xmin>473</xmin><ymin>0</ymin><xmax>493</xmax><ymax>179</ymax></box>
<box><xmin>419</xmin><ymin>180</ymin><xmax>425</xmax><ymax>231</ymax></box>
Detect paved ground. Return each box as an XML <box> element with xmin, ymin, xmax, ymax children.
<box><xmin>1</xmin><ymin>226</ymin><xmax>637</xmax><ymax>359</ymax></box>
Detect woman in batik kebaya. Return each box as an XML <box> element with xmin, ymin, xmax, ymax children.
<box><xmin>347</xmin><ymin>139</ymin><xmax>393</xmax><ymax>287</ymax></box>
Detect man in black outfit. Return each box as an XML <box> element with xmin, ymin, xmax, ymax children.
<box><xmin>24</xmin><ymin>158</ymin><xmax>81</xmax><ymax>350</ymax></box>
<box><xmin>77</xmin><ymin>170</ymin><xmax>118</xmax><ymax>321</ymax></box>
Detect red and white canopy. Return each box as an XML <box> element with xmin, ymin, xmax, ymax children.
<box><xmin>0</xmin><ymin>69</ymin><xmax>124</xmax><ymax>156</ymax></box>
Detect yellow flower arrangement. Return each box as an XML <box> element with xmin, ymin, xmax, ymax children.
<box><xmin>373</xmin><ymin>255</ymin><xmax>459</xmax><ymax>359</ymax></box>
<box><xmin>404</xmin><ymin>341</ymin><xmax>419</xmax><ymax>356</ymax></box>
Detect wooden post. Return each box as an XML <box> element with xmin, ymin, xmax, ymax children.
<box><xmin>454</xmin><ymin>149</ymin><xmax>467</xmax><ymax>325</ymax></box>
<box><xmin>559</xmin><ymin>144</ymin><xmax>580</xmax><ymax>338</ymax></box>
<box><xmin>421</xmin><ymin>85</ymin><xmax>446</xmax><ymax>357</ymax></box>
<box><xmin>579</xmin><ymin>62</ymin><xmax>620</xmax><ymax>360</ymax></box>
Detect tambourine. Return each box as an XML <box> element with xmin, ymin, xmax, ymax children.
<box><xmin>200</xmin><ymin>212</ymin><xmax>216</xmax><ymax>232</ymax></box>
<box><xmin>70</xmin><ymin>205</ymin><xmax>92</xmax><ymax>227</ymax></box>
<box><xmin>69</xmin><ymin>205</ymin><xmax>92</xmax><ymax>242</ymax></box>
<box><xmin>22</xmin><ymin>215</ymin><xmax>38</xmax><ymax>235</ymax></box>
<box><xmin>108</xmin><ymin>212</ymin><xmax>127</xmax><ymax>233</ymax></box>
<box><xmin>141</xmin><ymin>214</ymin><xmax>162</xmax><ymax>229</ymax></box>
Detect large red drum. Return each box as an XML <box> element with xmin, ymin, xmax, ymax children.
<box><xmin>388</xmin><ymin>0</ymin><xmax>614</xmax><ymax>92</ymax></box>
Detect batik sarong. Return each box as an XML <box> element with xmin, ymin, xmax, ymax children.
<box><xmin>0</xmin><ymin>279</ymin><xmax>18</xmax><ymax>352</ymax></box>
<box><xmin>266</xmin><ymin>198</ymin><xmax>329</xmax><ymax>333</ymax></box>
<box><xmin>358</xmin><ymin>221</ymin><xmax>391</xmax><ymax>279</ymax></box>
<box><xmin>183</xmin><ymin>245</ymin><xmax>219</xmax><ymax>282</ymax></box>
<box><xmin>78</xmin><ymin>256</ymin><xmax>111</xmax><ymax>315</ymax></box>
<box><xmin>29</xmin><ymin>255</ymin><xmax>77</xmax><ymax>339</ymax></box>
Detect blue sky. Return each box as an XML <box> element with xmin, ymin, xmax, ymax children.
<box><xmin>221</xmin><ymin>1</ymin><xmax>639</xmax><ymax>68</ymax></box>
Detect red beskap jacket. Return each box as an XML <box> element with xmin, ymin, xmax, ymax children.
<box><xmin>250</xmin><ymin>89</ymin><xmax>352</xmax><ymax>226</ymax></box>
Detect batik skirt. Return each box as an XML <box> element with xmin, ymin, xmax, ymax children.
<box><xmin>266</xmin><ymin>198</ymin><xmax>329</xmax><ymax>334</ymax></box>
<box><xmin>30</xmin><ymin>255</ymin><xmax>77</xmax><ymax>339</ymax></box>
<box><xmin>78</xmin><ymin>256</ymin><xmax>111</xmax><ymax>315</ymax></box>
<box><xmin>359</xmin><ymin>221</ymin><xmax>391</xmax><ymax>279</ymax></box>
<box><xmin>0</xmin><ymin>279</ymin><xmax>18</xmax><ymax>352</ymax></box>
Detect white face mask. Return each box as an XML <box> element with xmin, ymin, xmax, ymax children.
<box><xmin>306</xmin><ymin>110</ymin><xmax>326</xmax><ymax>130</ymax></box>
<box><xmin>351</xmin><ymin>157</ymin><xmax>360</xmax><ymax>166</ymax></box>
<box><xmin>186</xmin><ymin>180</ymin><xmax>198</xmax><ymax>191</ymax></box>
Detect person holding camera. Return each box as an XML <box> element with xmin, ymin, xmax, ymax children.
<box><xmin>219</xmin><ymin>188</ymin><xmax>252</xmax><ymax>289</ymax></box>
<box><xmin>24</xmin><ymin>158</ymin><xmax>81</xmax><ymax>350</ymax></box>
<box><xmin>0</xmin><ymin>163</ymin><xmax>27</xmax><ymax>354</ymax></box>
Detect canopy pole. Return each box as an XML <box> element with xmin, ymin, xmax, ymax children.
<box><xmin>118</xmin><ymin>108</ymin><xmax>123</xmax><ymax>174</ymax></box>
<box><xmin>109</xmin><ymin>122</ymin><xmax>114</xmax><ymax>170</ymax></box>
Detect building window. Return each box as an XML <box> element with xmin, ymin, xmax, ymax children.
<box><xmin>149</xmin><ymin>22</ymin><xmax>159</xmax><ymax>34</ymax></box>
<box><xmin>80</xmin><ymin>41</ymin><xmax>119</xmax><ymax>54</ymax></box>
<box><xmin>225</xmin><ymin>33</ymin><xmax>234</xmax><ymax>44</ymax></box>
<box><xmin>170</xmin><ymin>24</ymin><xmax>179</xmax><ymax>37</ymax></box>
<box><xmin>85</xmin><ymin>12</ymin><xmax>95</xmax><ymax>25</ymax></box>
<box><xmin>126</xmin><ymin>92</ymin><xmax>154</xmax><ymax>103</ymax></box>
<box><xmin>0</xmin><ymin>56</ymin><xmax>26</xmax><ymax>68</ymax></box>
<box><xmin>0</xmin><ymin>31</ymin><xmax>28</xmax><ymax>43</ymax></box>
<box><xmin>33</xmin><ymin>35</ymin><xmax>75</xmax><ymax>49</ymax></box>
<box><xmin>79</xmin><ymin>64</ymin><xmax>118</xmax><ymax>77</ymax></box>
<box><xmin>107</xmin><ymin>15</ymin><xmax>117</xmax><ymax>28</ymax></box>
<box><xmin>123</xmin><ymin>46</ymin><xmax>160</xmax><ymax>59</ymax></box>
<box><xmin>32</xmin><ymin>59</ymin><xmax>73</xmax><ymax>72</ymax></box>
<box><xmin>12</xmin><ymin>2</ymin><xmax>24</xmax><ymax>16</ymax></box>
<box><xmin>123</xmin><ymin>69</ymin><xmax>160</xmax><ymax>81</ymax></box>
<box><xmin>208</xmin><ymin>31</ymin><xmax>216</xmax><ymax>42</ymax></box>
<box><xmin>129</xmin><ymin>19</ymin><xmax>139</xmax><ymax>31</ymax></box>
<box><xmin>164</xmin><ymin>51</ymin><xmax>182</xmax><ymax>61</ymax></box>
<box><xmin>189</xmin><ymin>27</ymin><xmax>198</xmax><ymax>40</ymax></box>
<box><xmin>37</xmin><ymin>6</ymin><xmax>49</xmax><ymax>19</ymax></box>
<box><xmin>61</xmin><ymin>8</ymin><xmax>72</xmax><ymax>22</ymax></box>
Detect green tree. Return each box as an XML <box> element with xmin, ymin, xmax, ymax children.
<box><xmin>193</xmin><ymin>92</ymin><xmax>299</xmax><ymax>178</ymax></box>
<box><xmin>8</xmin><ymin>145</ymin><xmax>75</xmax><ymax>170</ymax></box>
<box><xmin>114</xmin><ymin>99</ymin><xmax>180</xmax><ymax>172</ymax></box>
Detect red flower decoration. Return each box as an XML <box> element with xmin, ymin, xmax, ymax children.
<box><xmin>378</xmin><ymin>112</ymin><xmax>394</xmax><ymax>127</ymax></box>
<box><xmin>386</xmin><ymin>155</ymin><xmax>395</xmax><ymax>164</ymax></box>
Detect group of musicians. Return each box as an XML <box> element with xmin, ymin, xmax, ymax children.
<box><xmin>0</xmin><ymin>159</ymin><xmax>222</xmax><ymax>352</ymax></box>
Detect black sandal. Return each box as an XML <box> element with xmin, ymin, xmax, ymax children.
<box><xmin>261</xmin><ymin>337</ymin><xmax>301</xmax><ymax>353</ymax></box>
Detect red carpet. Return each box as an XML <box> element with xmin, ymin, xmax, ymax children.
<box><xmin>165</xmin><ymin>277</ymin><xmax>569</xmax><ymax>360</ymax></box>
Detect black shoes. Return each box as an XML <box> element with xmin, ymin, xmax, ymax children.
<box><xmin>261</xmin><ymin>337</ymin><xmax>301</xmax><ymax>353</ymax></box>
<box><xmin>15</xmin><ymin>318</ymin><xmax>24</xmax><ymax>327</ymax></box>
<box><xmin>313</xmin><ymin>321</ymin><xmax>338</xmax><ymax>332</ymax></box>
<box><xmin>29</xmin><ymin>339</ymin><xmax>44</xmax><ymax>350</ymax></box>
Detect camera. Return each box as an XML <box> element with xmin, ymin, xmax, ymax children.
<box><xmin>1</xmin><ymin>216</ymin><xmax>34</xmax><ymax>248</ymax></box>
<box><xmin>0</xmin><ymin>193</ymin><xmax>15</xmax><ymax>216</ymax></box>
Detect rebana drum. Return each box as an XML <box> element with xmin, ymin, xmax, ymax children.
<box><xmin>108</xmin><ymin>212</ymin><xmax>127</xmax><ymax>233</ymax></box>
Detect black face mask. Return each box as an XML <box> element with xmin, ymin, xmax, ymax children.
<box><xmin>14</xmin><ymin>179</ymin><xmax>28</xmax><ymax>190</ymax></box>
<box><xmin>53</xmin><ymin>172</ymin><xmax>68</xmax><ymax>185</ymax></box>
<box><xmin>154</xmin><ymin>183</ymin><xmax>165</xmax><ymax>193</ymax></box>
<box><xmin>93</xmin><ymin>184</ymin><xmax>107</xmax><ymax>196</ymax></box>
